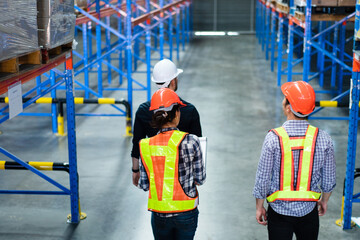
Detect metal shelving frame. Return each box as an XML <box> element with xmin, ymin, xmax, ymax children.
<box><xmin>71</xmin><ymin>0</ymin><xmax>192</xmax><ymax>106</ymax></box>
<box><xmin>9</xmin><ymin>0</ymin><xmax>192</xmax><ymax>135</ymax></box>
<box><xmin>256</xmin><ymin>0</ymin><xmax>360</xmax><ymax>230</ymax></box>
<box><xmin>0</xmin><ymin>52</ymin><xmax>81</xmax><ymax>223</ymax></box>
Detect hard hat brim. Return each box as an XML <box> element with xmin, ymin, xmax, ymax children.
<box><xmin>151</xmin><ymin>68</ymin><xmax>183</xmax><ymax>83</ymax></box>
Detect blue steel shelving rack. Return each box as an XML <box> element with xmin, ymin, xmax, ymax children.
<box><xmin>0</xmin><ymin>51</ymin><xmax>82</xmax><ymax>223</ymax></box>
<box><xmin>22</xmin><ymin>0</ymin><xmax>192</xmax><ymax>135</ymax></box>
<box><xmin>256</xmin><ymin>0</ymin><xmax>360</xmax><ymax>230</ymax></box>
<box><xmin>343</xmin><ymin>1</ymin><xmax>360</xmax><ymax>230</ymax></box>
<box><xmin>72</xmin><ymin>0</ymin><xmax>192</xmax><ymax>103</ymax></box>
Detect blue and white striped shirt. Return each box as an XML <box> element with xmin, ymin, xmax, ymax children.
<box><xmin>253</xmin><ymin>120</ymin><xmax>336</xmax><ymax>217</ymax></box>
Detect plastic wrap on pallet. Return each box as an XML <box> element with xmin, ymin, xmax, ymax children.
<box><xmin>38</xmin><ymin>14</ymin><xmax>76</xmax><ymax>49</ymax></box>
<box><xmin>75</xmin><ymin>0</ymin><xmax>88</xmax><ymax>9</ymax></box>
<box><xmin>37</xmin><ymin>0</ymin><xmax>75</xmax><ymax>18</ymax></box>
<box><xmin>0</xmin><ymin>0</ymin><xmax>39</xmax><ymax>62</ymax></box>
<box><xmin>37</xmin><ymin>0</ymin><xmax>76</xmax><ymax>49</ymax></box>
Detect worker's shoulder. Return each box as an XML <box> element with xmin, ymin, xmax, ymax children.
<box><xmin>180</xmin><ymin>98</ymin><xmax>198</xmax><ymax>111</ymax></box>
<box><xmin>136</xmin><ymin>100</ymin><xmax>151</xmax><ymax>112</ymax></box>
<box><xmin>316</xmin><ymin>128</ymin><xmax>332</xmax><ymax>141</ymax></box>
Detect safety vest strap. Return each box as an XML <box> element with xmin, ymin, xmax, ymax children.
<box><xmin>267</xmin><ymin>190</ymin><xmax>321</xmax><ymax>202</ymax></box>
<box><xmin>267</xmin><ymin>125</ymin><xmax>320</xmax><ymax>202</ymax></box>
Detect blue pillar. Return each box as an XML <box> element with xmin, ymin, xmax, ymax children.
<box><xmin>287</xmin><ymin>19</ymin><xmax>294</xmax><ymax>83</ymax></box>
<box><xmin>65</xmin><ymin>53</ymin><xmax>80</xmax><ymax>224</ymax></box>
<box><xmin>277</xmin><ymin>13</ymin><xmax>284</xmax><ymax>86</ymax></box>
<box><xmin>82</xmin><ymin>23</ymin><xmax>90</xmax><ymax>98</ymax></box>
<box><xmin>126</xmin><ymin>0</ymin><xmax>133</xmax><ymax>116</ymax></box>
<box><xmin>270</xmin><ymin>8</ymin><xmax>277</xmax><ymax>72</ymax></box>
<box><xmin>50</xmin><ymin>71</ymin><xmax>57</xmax><ymax>133</ymax></box>
<box><xmin>96</xmin><ymin>1</ymin><xmax>103</xmax><ymax>97</ymax></box>
<box><xmin>146</xmin><ymin>0</ymin><xmax>152</xmax><ymax>101</ymax></box>
<box><xmin>302</xmin><ymin>0</ymin><xmax>312</xmax><ymax>82</ymax></box>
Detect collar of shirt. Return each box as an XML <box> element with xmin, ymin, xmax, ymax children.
<box><xmin>157</xmin><ymin>127</ymin><xmax>179</xmax><ymax>134</ymax></box>
<box><xmin>282</xmin><ymin>120</ymin><xmax>309</xmax><ymax>128</ymax></box>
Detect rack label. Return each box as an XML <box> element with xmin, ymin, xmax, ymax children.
<box><xmin>8</xmin><ymin>81</ymin><xmax>23</xmax><ymax>119</ymax></box>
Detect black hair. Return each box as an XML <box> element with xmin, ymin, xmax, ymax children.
<box><xmin>150</xmin><ymin>105</ymin><xmax>180</xmax><ymax>129</ymax></box>
<box><xmin>285</xmin><ymin>98</ymin><xmax>308</xmax><ymax>120</ymax></box>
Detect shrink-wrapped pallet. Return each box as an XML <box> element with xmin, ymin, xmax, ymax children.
<box><xmin>37</xmin><ymin>0</ymin><xmax>76</xmax><ymax>49</ymax></box>
<box><xmin>0</xmin><ymin>0</ymin><xmax>39</xmax><ymax>62</ymax></box>
<box><xmin>295</xmin><ymin>0</ymin><xmax>338</xmax><ymax>6</ymax></box>
<box><xmin>75</xmin><ymin>0</ymin><xmax>88</xmax><ymax>9</ymax></box>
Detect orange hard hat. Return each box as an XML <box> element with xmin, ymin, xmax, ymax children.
<box><xmin>150</xmin><ymin>88</ymin><xmax>186</xmax><ymax>112</ymax></box>
<box><xmin>281</xmin><ymin>81</ymin><xmax>315</xmax><ymax>117</ymax></box>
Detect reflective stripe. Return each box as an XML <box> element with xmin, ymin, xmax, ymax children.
<box><xmin>74</xmin><ymin>98</ymin><xmax>84</xmax><ymax>104</ymax></box>
<box><xmin>267</xmin><ymin>190</ymin><xmax>321</xmax><ymax>201</ymax></box>
<box><xmin>140</xmin><ymin>130</ymin><xmax>198</xmax><ymax>213</ymax></box>
<box><xmin>267</xmin><ymin>125</ymin><xmax>320</xmax><ymax>202</ymax></box>
<box><xmin>319</xmin><ymin>101</ymin><xmax>338</xmax><ymax>107</ymax></box>
<box><xmin>98</xmin><ymin>98</ymin><xmax>115</xmax><ymax>104</ymax></box>
<box><xmin>29</xmin><ymin>162</ymin><xmax>53</xmax><ymax>171</ymax></box>
<box><xmin>36</xmin><ymin>98</ymin><xmax>52</xmax><ymax>104</ymax></box>
<box><xmin>0</xmin><ymin>161</ymin><xmax>5</xmax><ymax>170</ymax></box>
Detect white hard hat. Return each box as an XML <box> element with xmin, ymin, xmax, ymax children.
<box><xmin>152</xmin><ymin>59</ymin><xmax>183</xmax><ymax>88</ymax></box>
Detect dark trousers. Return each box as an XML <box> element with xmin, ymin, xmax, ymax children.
<box><xmin>151</xmin><ymin>208</ymin><xmax>199</xmax><ymax>240</ymax></box>
<box><xmin>267</xmin><ymin>205</ymin><xmax>319</xmax><ymax>240</ymax></box>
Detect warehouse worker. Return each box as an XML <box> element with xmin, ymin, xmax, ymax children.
<box><xmin>138</xmin><ymin>88</ymin><xmax>206</xmax><ymax>240</ymax></box>
<box><xmin>131</xmin><ymin>59</ymin><xmax>202</xmax><ymax>186</ymax></box>
<box><xmin>253</xmin><ymin>81</ymin><xmax>336</xmax><ymax>240</ymax></box>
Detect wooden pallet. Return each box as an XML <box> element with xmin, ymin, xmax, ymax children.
<box><xmin>276</xmin><ymin>2</ymin><xmax>289</xmax><ymax>14</ymax></box>
<box><xmin>0</xmin><ymin>50</ymin><xmax>42</xmax><ymax>74</ymax></box>
<box><xmin>294</xmin><ymin>10</ymin><xmax>355</xmax><ymax>22</ymax></box>
<box><xmin>41</xmin><ymin>42</ymin><xmax>73</xmax><ymax>64</ymax></box>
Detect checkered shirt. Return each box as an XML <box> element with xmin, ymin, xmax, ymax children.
<box><xmin>139</xmin><ymin>127</ymin><xmax>206</xmax><ymax>217</ymax></box>
<box><xmin>253</xmin><ymin>120</ymin><xmax>336</xmax><ymax>217</ymax></box>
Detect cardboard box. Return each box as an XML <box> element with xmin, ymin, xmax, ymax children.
<box><xmin>312</xmin><ymin>0</ymin><xmax>338</xmax><ymax>6</ymax></box>
<box><xmin>338</xmin><ymin>0</ymin><xmax>356</xmax><ymax>6</ymax></box>
<box><xmin>37</xmin><ymin>0</ymin><xmax>76</xmax><ymax>49</ymax></box>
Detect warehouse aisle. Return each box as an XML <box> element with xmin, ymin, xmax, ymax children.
<box><xmin>0</xmin><ymin>35</ymin><xmax>359</xmax><ymax>239</ymax></box>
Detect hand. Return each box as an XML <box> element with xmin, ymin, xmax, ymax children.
<box><xmin>318</xmin><ymin>199</ymin><xmax>328</xmax><ymax>216</ymax></box>
<box><xmin>318</xmin><ymin>192</ymin><xmax>332</xmax><ymax>216</ymax></box>
<box><xmin>256</xmin><ymin>206</ymin><xmax>268</xmax><ymax>226</ymax></box>
<box><xmin>132</xmin><ymin>172</ymin><xmax>140</xmax><ymax>187</ymax></box>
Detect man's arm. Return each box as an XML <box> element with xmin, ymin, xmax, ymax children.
<box><xmin>318</xmin><ymin>192</ymin><xmax>331</xmax><ymax>216</ymax></box>
<box><xmin>189</xmin><ymin>107</ymin><xmax>202</xmax><ymax>137</ymax></box>
<box><xmin>318</xmin><ymin>134</ymin><xmax>336</xmax><ymax>216</ymax></box>
<box><xmin>132</xmin><ymin>157</ymin><xmax>140</xmax><ymax>186</ymax></box>
<box><xmin>255</xmin><ymin>198</ymin><xmax>267</xmax><ymax>225</ymax></box>
<box><xmin>131</xmin><ymin>105</ymin><xmax>148</xmax><ymax>187</ymax></box>
<box><xmin>192</xmin><ymin>135</ymin><xmax>206</xmax><ymax>185</ymax></box>
<box><xmin>253</xmin><ymin>132</ymin><xmax>276</xmax><ymax>226</ymax></box>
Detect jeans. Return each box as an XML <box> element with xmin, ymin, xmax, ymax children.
<box><xmin>267</xmin><ymin>205</ymin><xmax>319</xmax><ymax>240</ymax></box>
<box><xmin>151</xmin><ymin>208</ymin><xmax>199</xmax><ymax>240</ymax></box>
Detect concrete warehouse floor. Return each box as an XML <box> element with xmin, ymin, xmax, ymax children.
<box><xmin>0</xmin><ymin>35</ymin><xmax>359</xmax><ymax>240</ymax></box>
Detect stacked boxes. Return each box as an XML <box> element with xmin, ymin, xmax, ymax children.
<box><xmin>75</xmin><ymin>0</ymin><xmax>88</xmax><ymax>9</ymax></box>
<box><xmin>0</xmin><ymin>0</ymin><xmax>39</xmax><ymax>62</ymax></box>
<box><xmin>295</xmin><ymin>0</ymin><xmax>354</xmax><ymax>6</ymax></box>
<box><xmin>37</xmin><ymin>0</ymin><xmax>76</xmax><ymax>49</ymax></box>
<box><xmin>338</xmin><ymin>0</ymin><xmax>356</xmax><ymax>6</ymax></box>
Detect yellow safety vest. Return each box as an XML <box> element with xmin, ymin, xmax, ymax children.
<box><xmin>266</xmin><ymin>125</ymin><xmax>321</xmax><ymax>202</ymax></box>
<box><xmin>139</xmin><ymin>130</ymin><xmax>199</xmax><ymax>213</ymax></box>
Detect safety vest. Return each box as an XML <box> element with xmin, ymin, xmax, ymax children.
<box><xmin>139</xmin><ymin>130</ymin><xmax>199</xmax><ymax>213</ymax></box>
<box><xmin>266</xmin><ymin>125</ymin><xmax>321</xmax><ymax>202</ymax></box>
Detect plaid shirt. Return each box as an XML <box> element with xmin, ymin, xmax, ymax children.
<box><xmin>253</xmin><ymin>120</ymin><xmax>336</xmax><ymax>217</ymax></box>
<box><xmin>139</xmin><ymin>127</ymin><xmax>206</xmax><ymax>217</ymax></box>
